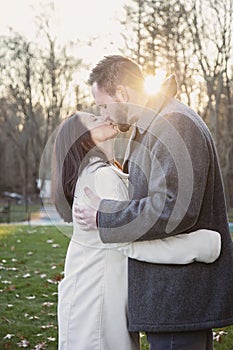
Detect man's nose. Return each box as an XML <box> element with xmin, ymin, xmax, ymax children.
<box><xmin>98</xmin><ymin>105</ymin><xmax>109</xmax><ymax>117</ymax></box>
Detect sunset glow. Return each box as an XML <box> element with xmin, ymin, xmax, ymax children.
<box><xmin>144</xmin><ymin>69</ymin><xmax>167</xmax><ymax>95</ymax></box>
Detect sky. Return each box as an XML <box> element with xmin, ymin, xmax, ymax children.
<box><xmin>0</xmin><ymin>0</ymin><xmax>166</xmax><ymax>98</ymax></box>
<box><xmin>0</xmin><ymin>0</ymin><xmax>130</xmax><ymax>100</ymax></box>
<box><xmin>0</xmin><ymin>0</ymin><xmax>126</xmax><ymax>66</ymax></box>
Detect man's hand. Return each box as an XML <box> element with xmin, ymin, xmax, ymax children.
<box><xmin>74</xmin><ymin>187</ymin><xmax>101</xmax><ymax>231</ymax></box>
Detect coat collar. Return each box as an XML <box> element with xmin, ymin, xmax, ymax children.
<box><xmin>136</xmin><ymin>74</ymin><xmax>177</xmax><ymax>134</ymax></box>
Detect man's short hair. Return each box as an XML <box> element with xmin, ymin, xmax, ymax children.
<box><xmin>88</xmin><ymin>55</ymin><xmax>144</xmax><ymax>96</ymax></box>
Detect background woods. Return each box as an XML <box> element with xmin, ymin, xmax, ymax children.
<box><xmin>0</xmin><ymin>0</ymin><xmax>232</xmax><ymax>210</ymax></box>
<box><xmin>122</xmin><ymin>0</ymin><xmax>233</xmax><ymax>209</ymax></box>
<box><xmin>0</xmin><ymin>18</ymin><xmax>84</xmax><ymax>200</ymax></box>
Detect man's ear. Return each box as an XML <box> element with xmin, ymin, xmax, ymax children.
<box><xmin>115</xmin><ymin>85</ymin><xmax>129</xmax><ymax>102</ymax></box>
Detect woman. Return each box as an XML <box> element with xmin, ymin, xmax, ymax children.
<box><xmin>52</xmin><ymin>112</ymin><xmax>221</xmax><ymax>350</ymax></box>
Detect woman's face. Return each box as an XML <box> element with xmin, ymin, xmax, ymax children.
<box><xmin>79</xmin><ymin>114</ymin><xmax>118</xmax><ymax>144</ymax></box>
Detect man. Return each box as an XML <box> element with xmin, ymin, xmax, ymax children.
<box><xmin>76</xmin><ymin>55</ymin><xmax>233</xmax><ymax>349</ymax></box>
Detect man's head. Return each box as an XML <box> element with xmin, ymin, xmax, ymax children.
<box><xmin>88</xmin><ymin>55</ymin><xmax>146</xmax><ymax>131</ymax></box>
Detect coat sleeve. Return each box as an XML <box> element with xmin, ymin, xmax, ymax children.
<box><xmin>118</xmin><ymin>230</ymin><xmax>221</xmax><ymax>264</ymax></box>
<box><xmin>98</xmin><ymin>112</ymin><xmax>211</xmax><ymax>243</ymax></box>
<box><xmin>96</xmin><ymin>166</ymin><xmax>221</xmax><ymax>264</ymax></box>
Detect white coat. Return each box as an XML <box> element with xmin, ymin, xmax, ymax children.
<box><xmin>58</xmin><ymin>157</ymin><xmax>220</xmax><ymax>350</ymax></box>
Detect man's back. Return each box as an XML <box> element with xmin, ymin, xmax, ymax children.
<box><xmin>126</xmin><ymin>97</ymin><xmax>233</xmax><ymax>332</ymax></box>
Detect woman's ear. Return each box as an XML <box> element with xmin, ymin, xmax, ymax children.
<box><xmin>115</xmin><ymin>85</ymin><xmax>129</xmax><ymax>102</ymax></box>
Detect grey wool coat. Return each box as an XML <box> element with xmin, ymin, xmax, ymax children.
<box><xmin>97</xmin><ymin>76</ymin><xmax>233</xmax><ymax>332</ymax></box>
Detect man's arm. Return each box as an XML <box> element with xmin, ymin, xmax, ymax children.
<box><xmin>98</xmin><ymin>112</ymin><xmax>211</xmax><ymax>243</ymax></box>
<box><xmin>74</xmin><ymin>163</ymin><xmax>221</xmax><ymax>265</ymax></box>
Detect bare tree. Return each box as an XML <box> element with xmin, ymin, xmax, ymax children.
<box><xmin>0</xmin><ymin>29</ymin><xmax>83</xmax><ymax>198</ymax></box>
<box><xmin>121</xmin><ymin>0</ymin><xmax>147</xmax><ymax>66</ymax></box>
<box><xmin>120</xmin><ymin>0</ymin><xmax>233</xmax><ymax>209</ymax></box>
<box><xmin>182</xmin><ymin>0</ymin><xmax>233</xmax><ymax>208</ymax></box>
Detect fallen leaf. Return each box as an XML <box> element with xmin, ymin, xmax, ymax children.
<box><xmin>42</xmin><ymin>302</ymin><xmax>54</xmax><ymax>307</ymax></box>
<box><xmin>51</xmin><ymin>244</ymin><xmax>60</xmax><ymax>248</ymax></box>
<box><xmin>52</xmin><ymin>274</ymin><xmax>63</xmax><ymax>282</ymax></box>
<box><xmin>34</xmin><ymin>341</ymin><xmax>47</xmax><ymax>349</ymax></box>
<box><xmin>41</xmin><ymin>324</ymin><xmax>54</xmax><ymax>329</ymax></box>
<box><xmin>29</xmin><ymin>315</ymin><xmax>40</xmax><ymax>320</ymax></box>
<box><xmin>46</xmin><ymin>279</ymin><xmax>57</xmax><ymax>284</ymax></box>
<box><xmin>17</xmin><ymin>338</ymin><xmax>30</xmax><ymax>347</ymax></box>
<box><xmin>47</xmin><ymin>337</ymin><xmax>55</xmax><ymax>341</ymax></box>
<box><xmin>26</xmin><ymin>295</ymin><xmax>36</xmax><ymax>300</ymax></box>
<box><xmin>3</xmin><ymin>334</ymin><xmax>15</xmax><ymax>339</ymax></box>
<box><xmin>213</xmin><ymin>330</ymin><xmax>228</xmax><ymax>343</ymax></box>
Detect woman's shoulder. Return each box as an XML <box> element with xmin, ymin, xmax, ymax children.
<box><xmin>77</xmin><ymin>158</ymin><xmax>119</xmax><ymax>191</ymax></box>
<box><xmin>95</xmin><ymin>165</ymin><xmax>128</xmax><ymax>200</ymax></box>
<box><xmin>84</xmin><ymin>157</ymin><xmax>107</xmax><ymax>173</ymax></box>
<box><xmin>75</xmin><ymin>157</ymin><xmax>129</xmax><ymax>201</ymax></box>
<box><xmin>96</xmin><ymin>163</ymin><xmax>128</xmax><ymax>182</ymax></box>
<box><xmin>83</xmin><ymin>156</ymin><xmax>127</xmax><ymax>179</ymax></box>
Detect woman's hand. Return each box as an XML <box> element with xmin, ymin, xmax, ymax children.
<box><xmin>74</xmin><ymin>187</ymin><xmax>101</xmax><ymax>230</ymax></box>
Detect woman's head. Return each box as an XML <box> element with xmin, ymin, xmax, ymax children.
<box><xmin>78</xmin><ymin>112</ymin><xmax>118</xmax><ymax>145</ymax></box>
<box><xmin>52</xmin><ymin>112</ymin><xmax>118</xmax><ymax>222</ymax></box>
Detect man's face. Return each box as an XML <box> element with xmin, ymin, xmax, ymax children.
<box><xmin>91</xmin><ymin>82</ymin><xmax>130</xmax><ymax>132</ymax></box>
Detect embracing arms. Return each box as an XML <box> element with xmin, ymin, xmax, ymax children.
<box><xmin>97</xmin><ymin>112</ymin><xmax>213</xmax><ymax>244</ymax></box>
<box><xmin>76</xmin><ymin>163</ymin><xmax>221</xmax><ymax>264</ymax></box>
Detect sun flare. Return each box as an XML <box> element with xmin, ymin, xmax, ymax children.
<box><xmin>144</xmin><ymin>69</ymin><xmax>167</xmax><ymax>95</ymax></box>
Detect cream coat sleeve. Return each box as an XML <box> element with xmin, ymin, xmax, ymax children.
<box><xmin>118</xmin><ymin>230</ymin><xmax>221</xmax><ymax>264</ymax></box>
<box><xmin>95</xmin><ymin>167</ymin><xmax>221</xmax><ymax>264</ymax></box>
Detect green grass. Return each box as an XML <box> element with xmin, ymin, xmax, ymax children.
<box><xmin>0</xmin><ymin>225</ymin><xmax>232</xmax><ymax>349</ymax></box>
<box><xmin>0</xmin><ymin>225</ymin><xmax>69</xmax><ymax>349</ymax></box>
<box><xmin>0</xmin><ymin>204</ymin><xmax>42</xmax><ymax>223</ymax></box>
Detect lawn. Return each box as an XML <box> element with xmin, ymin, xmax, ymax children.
<box><xmin>0</xmin><ymin>204</ymin><xmax>42</xmax><ymax>224</ymax></box>
<box><xmin>0</xmin><ymin>225</ymin><xmax>233</xmax><ymax>349</ymax></box>
<box><xmin>0</xmin><ymin>225</ymin><xmax>69</xmax><ymax>349</ymax></box>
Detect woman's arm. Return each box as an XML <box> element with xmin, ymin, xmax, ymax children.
<box><xmin>117</xmin><ymin>229</ymin><xmax>221</xmax><ymax>264</ymax></box>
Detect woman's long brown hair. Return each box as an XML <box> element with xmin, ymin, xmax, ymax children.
<box><xmin>52</xmin><ymin>113</ymin><xmax>107</xmax><ymax>222</ymax></box>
